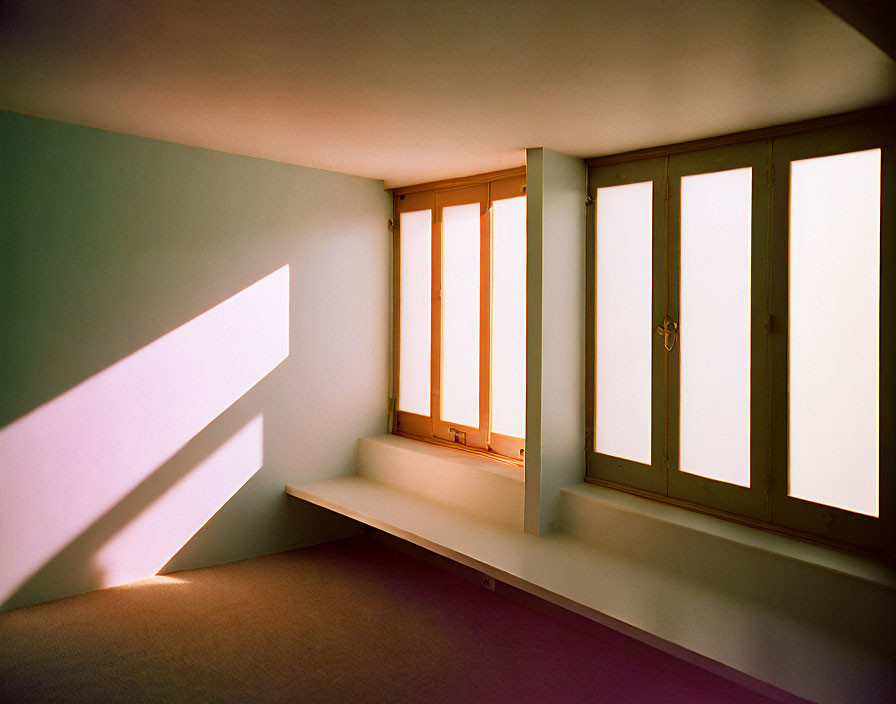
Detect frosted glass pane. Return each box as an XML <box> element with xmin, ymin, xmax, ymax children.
<box><xmin>789</xmin><ymin>149</ymin><xmax>880</xmax><ymax>516</ymax></box>
<box><xmin>679</xmin><ymin>168</ymin><xmax>752</xmax><ymax>487</ymax></box>
<box><xmin>398</xmin><ymin>210</ymin><xmax>432</xmax><ymax>416</ymax></box>
<box><xmin>441</xmin><ymin>203</ymin><xmax>481</xmax><ymax>427</ymax></box>
<box><xmin>491</xmin><ymin>196</ymin><xmax>527</xmax><ymax>438</ymax></box>
<box><xmin>595</xmin><ymin>181</ymin><xmax>652</xmax><ymax>464</ymax></box>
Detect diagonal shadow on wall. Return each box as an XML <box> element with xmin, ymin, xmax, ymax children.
<box><xmin>2</xmin><ymin>406</ymin><xmax>264</xmax><ymax>611</ymax></box>
<box><xmin>0</xmin><ymin>266</ymin><xmax>290</xmax><ymax>607</ymax></box>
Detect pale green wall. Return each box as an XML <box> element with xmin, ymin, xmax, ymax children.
<box><xmin>0</xmin><ymin>111</ymin><xmax>389</xmax><ymax>610</ymax></box>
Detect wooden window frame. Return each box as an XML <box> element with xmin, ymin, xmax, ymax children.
<box><xmin>585</xmin><ymin>106</ymin><xmax>895</xmax><ymax>562</ymax></box>
<box><xmin>392</xmin><ymin>167</ymin><xmax>527</xmax><ymax>464</ymax></box>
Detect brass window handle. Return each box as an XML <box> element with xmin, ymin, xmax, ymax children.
<box><xmin>656</xmin><ymin>315</ymin><xmax>678</xmax><ymax>352</ymax></box>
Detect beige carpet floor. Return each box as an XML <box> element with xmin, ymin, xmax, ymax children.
<box><xmin>0</xmin><ymin>535</ymin><xmax>799</xmax><ymax>703</ymax></box>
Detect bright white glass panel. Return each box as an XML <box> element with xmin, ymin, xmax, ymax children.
<box><xmin>679</xmin><ymin>167</ymin><xmax>752</xmax><ymax>487</ymax></box>
<box><xmin>398</xmin><ymin>209</ymin><xmax>432</xmax><ymax>416</ymax></box>
<box><xmin>789</xmin><ymin>149</ymin><xmax>880</xmax><ymax>516</ymax></box>
<box><xmin>595</xmin><ymin>181</ymin><xmax>652</xmax><ymax>464</ymax></box>
<box><xmin>491</xmin><ymin>196</ymin><xmax>527</xmax><ymax>438</ymax></box>
<box><xmin>441</xmin><ymin>203</ymin><xmax>481</xmax><ymax>427</ymax></box>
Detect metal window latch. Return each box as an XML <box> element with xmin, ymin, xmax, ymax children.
<box><xmin>449</xmin><ymin>428</ymin><xmax>466</xmax><ymax>445</ymax></box>
<box><xmin>656</xmin><ymin>315</ymin><xmax>678</xmax><ymax>352</ymax></box>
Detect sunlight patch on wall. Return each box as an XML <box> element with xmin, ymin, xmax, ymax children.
<box><xmin>0</xmin><ymin>266</ymin><xmax>289</xmax><ymax>603</ymax></box>
<box><xmin>93</xmin><ymin>415</ymin><xmax>264</xmax><ymax>588</ymax></box>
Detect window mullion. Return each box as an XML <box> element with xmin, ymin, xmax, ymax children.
<box><xmin>662</xmin><ymin>156</ymin><xmax>672</xmax><ymax>496</ymax></box>
<box><xmin>430</xmin><ymin>201</ymin><xmax>441</xmax><ymax>439</ymax></box>
<box><xmin>762</xmin><ymin>138</ymin><xmax>775</xmax><ymax>522</ymax></box>
<box><xmin>478</xmin><ymin>195</ymin><xmax>491</xmax><ymax>446</ymax></box>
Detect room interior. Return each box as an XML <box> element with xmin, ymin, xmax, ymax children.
<box><xmin>1</xmin><ymin>2</ymin><xmax>895</xmax><ymax>703</ymax></box>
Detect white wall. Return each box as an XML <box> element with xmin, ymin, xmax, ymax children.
<box><xmin>525</xmin><ymin>148</ymin><xmax>586</xmax><ymax>534</ymax></box>
<box><xmin>0</xmin><ymin>110</ymin><xmax>390</xmax><ymax>610</ymax></box>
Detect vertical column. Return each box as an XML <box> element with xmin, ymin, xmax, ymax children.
<box><xmin>525</xmin><ymin>148</ymin><xmax>586</xmax><ymax>535</ymax></box>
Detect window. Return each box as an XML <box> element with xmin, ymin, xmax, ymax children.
<box><xmin>585</xmin><ymin>109</ymin><xmax>894</xmax><ymax>560</ymax></box>
<box><xmin>392</xmin><ymin>169</ymin><xmax>527</xmax><ymax>462</ymax></box>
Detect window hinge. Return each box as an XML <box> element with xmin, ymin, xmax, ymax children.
<box><xmin>662</xmin><ymin>456</ymin><xmax>670</xmax><ymax>472</ymax></box>
<box><xmin>760</xmin><ymin>313</ymin><xmax>774</xmax><ymax>334</ymax></box>
<box><xmin>387</xmin><ymin>218</ymin><xmax>395</xmax><ymax>231</ymax></box>
<box><xmin>585</xmin><ymin>194</ymin><xmax>594</xmax><ymax>206</ymax></box>
<box><xmin>449</xmin><ymin>428</ymin><xmax>466</xmax><ymax>445</ymax></box>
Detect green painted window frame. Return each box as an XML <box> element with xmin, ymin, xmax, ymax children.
<box><xmin>585</xmin><ymin>108</ymin><xmax>895</xmax><ymax>561</ymax></box>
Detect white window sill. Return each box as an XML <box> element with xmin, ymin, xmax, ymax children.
<box><xmin>559</xmin><ymin>482</ymin><xmax>896</xmax><ymax>590</ymax></box>
<box><xmin>351</xmin><ymin>434</ymin><xmax>524</xmax><ymax>530</ymax></box>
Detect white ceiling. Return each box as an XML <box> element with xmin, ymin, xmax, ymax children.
<box><xmin>1</xmin><ymin>0</ymin><xmax>893</xmax><ymax>188</ymax></box>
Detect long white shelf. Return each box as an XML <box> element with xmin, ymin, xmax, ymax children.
<box><xmin>286</xmin><ymin>475</ymin><xmax>794</xmax><ymax>696</ymax></box>
<box><xmin>286</xmin><ymin>475</ymin><xmax>691</xmax><ymax>644</ymax></box>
